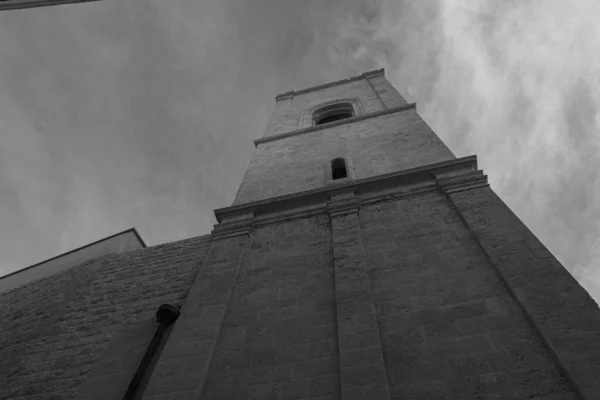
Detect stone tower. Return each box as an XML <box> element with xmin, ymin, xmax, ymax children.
<box><xmin>1</xmin><ymin>69</ymin><xmax>600</xmax><ymax>400</ymax></box>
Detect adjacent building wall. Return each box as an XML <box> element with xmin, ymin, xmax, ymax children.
<box><xmin>0</xmin><ymin>234</ymin><xmax>212</xmax><ymax>400</ymax></box>
<box><xmin>0</xmin><ymin>228</ymin><xmax>146</xmax><ymax>294</ymax></box>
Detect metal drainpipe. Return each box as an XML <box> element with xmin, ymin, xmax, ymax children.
<box><xmin>122</xmin><ymin>304</ymin><xmax>180</xmax><ymax>400</ymax></box>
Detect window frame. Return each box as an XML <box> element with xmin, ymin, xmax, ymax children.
<box><xmin>331</xmin><ymin>158</ymin><xmax>349</xmax><ymax>180</ymax></box>
<box><xmin>326</xmin><ymin>157</ymin><xmax>354</xmax><ymax>184</ymax></box>
<box><xmin>300</xmin><ymin>99</ymin><xmax>364</xmax><ymax>129</ymax></box>
<box><xmin>313</xmin><ymin>103</ymin><xmax>355</xmax><ymax>126</ymax></box>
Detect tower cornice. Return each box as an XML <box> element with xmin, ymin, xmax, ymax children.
<box><xmin>275</xmin><ymin>68</ymin><xmax>385</xmax><ymax>102</ymax></box>
<box><xmin>214</xmin><ymin>156</ymin><xmax>487</xmax><ymax>227</ymax></box>
<box><xmin>254</xmin><ymin>103</ymin><xmax>416</xmax><ymax>147</ymax></box>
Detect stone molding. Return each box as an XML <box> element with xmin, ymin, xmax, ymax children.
<box><xmin>434</xmin><ymin>170</ymin><xmax>489</xmax><ymax>194</ymax></box>
<box><xmin>213</xmin><ymin>156</ymin><xmax>482</xmax><ymax>231</ymax></box>
<box><xmin>327</xmin><ymin>194</ymin><xmax>360</xmax><ymax>219</ymax></box>
<box><xmin>254</xmin><ymin>103</ymin><xmax>416</xmax><ymax>147</ymax></box>
<box><xmin>216</xmin><ymin>156</ymin><xmax>477</xmax><ymax>221</ymax></box>
<box><xmin>275</xmin><ymin>68</ymin><xmax>385</xmax><ymax>102</ymax></box>
<box><xmin>360</xmin><ymin>184</ymin><xmax>440</xmax><ymax>206</ymax></box>
<box><xmin>253</xmin><ymin>205</ymin><xmax>327</xmax><ymax>229</ymax></box>
<box><xmin>364</xmin><ymin>74</ymin><xmax>387</xmax><ymax>110</ymax></box>
<box><xmin>210</xmin><ymin>218</ymin><xmax>254</xmax><ymax>240</ymax></box>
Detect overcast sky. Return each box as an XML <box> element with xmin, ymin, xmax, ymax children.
<box><xmin>0</xmin><ymin>0</ymin><xmax>599</xmax><ymax>303</ymax></box>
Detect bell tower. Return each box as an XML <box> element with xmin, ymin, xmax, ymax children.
<box><xmin>40</xmin><ymin>69</ymin><xmax>600</xmax><ymax>400</ymax></box>
<box><xmin>200</xmin><ymin>69</ymin><xmax>600</xmax><ymax>399</ymax></box>
<box><xmin>232</xmin><ymin>69</ymin><xmax>456</xmax><ymax>205</ymax></box>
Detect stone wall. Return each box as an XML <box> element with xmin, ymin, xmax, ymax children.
<box><xmin>2</xmin><ymin>184</ymin><xmax>598</xmax><ymax>399</ymax></box>
<box><xmin>448</xmin><ymin>186</ymin><xmax>600</xmax><ymax>398</ymax></box>
<box><xmin>0</xmin><ymin>235</ymin><xmax>211</xmax><ymax>400</ymax></box>
<box><xmin>360</xmin><ymin>191</ymin><xmax>579</xmax><ymax>398</ymax></box>
<box><xmin>0</xmin><ymin>228</ymin><xmax>145</xmax><ymax>294</ymax></box>
<box><xmin>234</xmin><ymin>108</ymin><xmax>455</xmax><ymax>206</ymax></box>
<box><xmin>201</xmin><ymin>215</ymin><xmax>338</xmax><ymax>399</ymax></box>
<box><xmin>264</xmin><ymin>72</ymin><xmax>399</xmax><ymax>138</ymax></box>
<box><xmin>233</xmin><ymin>69</ymin><xmax>453</xmax><ymax>207</ymax></box>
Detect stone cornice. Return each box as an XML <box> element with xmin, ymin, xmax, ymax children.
<box><xmin>434</xmin><ymin>170</ymin><xmax>489</xmax><ymax>194</ymax></box>
<box><xmin>253</xmin><ymin>204</ymin><xmax>327</xmax><ymax>229</ymax></box>
<box><xmin>360</xmin><ymin>184</ymin><xmax>440</xmax><ymax>206</ymax></box>
<box><xmin>211</xmin><ymin>219</ymin><xmax>253</xmax><ymax>240</ymax></box>
<box><xmin>214</xmin><ymin>156</ymin><xmax>479</xmax><ymax>226</ymax></box>
<box><xmin>254</xmin><ymin>103</ymin><xmax>416</xmax><ymax>147</ymax></box>
<box><xmin>328</xmin><ymin>198</ymin><xmax>360</xmax><ymax>218</ymax></box>
<box><xmin>275</xmin><ymin>69</ymin><xmax>385</xmax><ymax>102</ymax></box>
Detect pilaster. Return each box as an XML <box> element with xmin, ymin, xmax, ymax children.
<box><xmin>328</xmin><ymin>189</ymin><xmax>392</xmax><ymax>400</ymax></box>
<box><xmin>434</xmin><ymin>171</ymin><xmax>600</xmax><ymax>399</ymax></box>
<box><xmin>141</xmin><ymin>221</ymin><xmax>252</xmax><ymax>400</ymax></box>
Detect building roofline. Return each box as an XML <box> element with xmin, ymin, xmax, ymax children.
<box><xmin>0</xmin><ymin>227</ymin><xmax>147</xmax><ymax>280</ymax></box>
<box><xmin>275</xmin><ymin>68</ymin><xmax>385</xmax><ymax>101</ymax></box>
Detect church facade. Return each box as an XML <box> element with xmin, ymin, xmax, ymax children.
<box><xmin>1</xmin><ymin>69</ymin><xmax>599</xmax><ymax>400</ymax></box>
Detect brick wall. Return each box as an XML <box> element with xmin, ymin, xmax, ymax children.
<box><xmin>0</xmin><ymin>235</ymin><xmax>211</xmax><ymax>400</ymax></box>
<box><xmin>201</xmin><ymin>215</ymin><xmax>339</xmax><ymax>399</ymax></box>
<box><xmin>234</xmin><ymin>108</ymin><xmax>455</xmax><ymax>205</ymax></box>
<box><xmin>360</xmin><ymin>192</ymin><xmax>579</xmax><ymax>399</ymax></box>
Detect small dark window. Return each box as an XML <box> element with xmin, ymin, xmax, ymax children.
<box><xmin>331</xmin><ymin>158</ymin><xmax>348</xmax><ymax>180</ymax></box>
<box><xmin>313</xmin><ymin>103</ymin><xmax>354</xmax><ymax>126</ymax></box>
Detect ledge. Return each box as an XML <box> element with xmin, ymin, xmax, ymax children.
<box><xmin>276</xmin><ymin>69</ymin><xmax>385</xmax><ymax>102</ymax></box>
<box><xmin>254</xmin><ymin>103</ymin><xmax>416</xmax><ymax>147</ymax></box>
<box><xmin>214</xmin><ymin>155</ymin><xmax>479</xmax><ymax>224</ymax></box>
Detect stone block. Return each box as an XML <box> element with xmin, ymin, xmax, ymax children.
<box><xmin>455</xmin><ymin>335</ymin><xmax>495</xmax><ymax>354</ymax></box>
<box><xmin>293</xmin><ymin>357</ymin><xmax>338</xmax><ymax>379</ymax></box>
<box><xmin>308</xmin><ymin>374</ymin><xmax>340</xmax><ymax>398</ymax></box>
<box><xmin>340</xmin><ymin>348</ymin><xmax>369</xmax><ymax>368</ymax></box>
<box><xmin>341</xmin><ymin>363</ymin><xmax>388</xmax><ymax>387</ymax></box>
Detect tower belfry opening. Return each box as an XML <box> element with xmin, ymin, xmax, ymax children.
<box><xmin>313</xmin><ymin>102</ymin><xmax>354</xmax><ymax>125</ymax></box>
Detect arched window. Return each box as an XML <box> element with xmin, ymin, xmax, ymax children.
<box><xmin>331</xmin><ymin>158</ymin><xmax>348</xmax><ymax>180</ymax></box>
<box><xmin>313</xmin><ymin>102</ymin><xmax>355</xmax><ymax>126</ymax></box>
